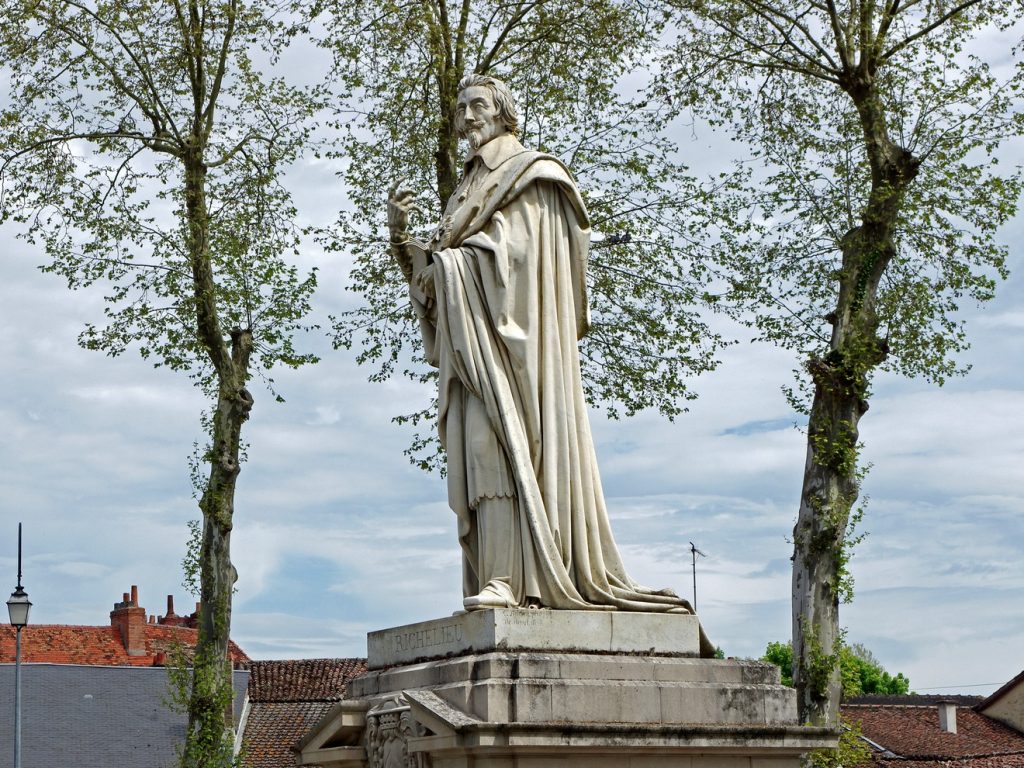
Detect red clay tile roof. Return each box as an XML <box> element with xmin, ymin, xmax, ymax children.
<box><xmin>241</xmin><ymin>660</ymin><xmax>368</xmax><ymax>768</ymax></box>
<box><xmin>844</xmin><ymin>705</ymin><xmax>1024</xmax><ymax>760</ymax></box>
<box><xmin>247</xmin><ymin>658</ymin><xmax>367</xmax><ymax>702</ymax></box>
<box><xmin>241</xmin><ymin>701</ymin><xmax>336</xmax><ymax>768</ymax></box>
<box><xmin>873</xmin><ymin>756</ymin><xmax>1024</xmax><ymax>768</ymax></box>
<box><xmin>0</xmin><ymin>624</ymin><xmax>249</xmax><ymax>667</ymax></box>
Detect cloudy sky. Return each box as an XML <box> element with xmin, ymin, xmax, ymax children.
<box><xmin>0</xmin><ymin>22</ymin><xmax>1022</xmax><ymax>698</ymax></box>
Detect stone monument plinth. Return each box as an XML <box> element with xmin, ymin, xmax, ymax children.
<box><xmin>295</xmin><ymin>610</ymin><xmax>836</xmax><ymax>768</ymax></box>
<box><xmin>367</xmin><ymin>608</ymin><xmax>705</xmax><ymax>668</ymax></box>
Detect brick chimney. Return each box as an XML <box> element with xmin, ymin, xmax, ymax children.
<box><xmin>939</xmin><ymin>701</ymin><xmax>958</xmax><ymax>734</ymax></box>
<box><xmin>110</xmin><ymin>585</ymin><xmax>147</xmax><ymax>656</ymax></box>
<box><xmin>158</xmin><ymin>594</ymin><xmax>198</xmax><ymax>628</ymax></box>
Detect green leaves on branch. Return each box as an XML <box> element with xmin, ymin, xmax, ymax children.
<box><xmin>667</xmin><ymin>0</ymin><xmax>1022</xmax><ymax>727</ymax></box>
<box><xmin>808</xmin><ymin>718</ymin><xmax>874</xmax><ymax>768</ymax></box>
<box><xmin>761</xmin><ymin>639</ymin><xmax>910</xmax><ymax>698</ymax></box>
<box><xmin>663</xmin><ymin>0</ymin><xmax>1021</xmax><ymax>393</ymax></box>
<box><xmin>0</xmin><ymin>0</ymin><xmax>322</xmax><ymax>396</ymax></box>
<box><xmin>310</xmin><ymin>0</ymin><xmax>727</xmax><ymax>469</ymax></box>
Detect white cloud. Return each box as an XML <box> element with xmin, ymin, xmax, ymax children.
<box><xmin>49</xmin><ymin>561</ymin><xmax>112</xmax><ymax>579</ymax></box>
<box><xmin>307</xmin><ymin>405</ymin><xmax>341</xmax><ymax>425</ymax></box>
<box><xmin>977</xmin><ymin>310</ymin><xmax>1024</xmax><ymax>329</ymax></box>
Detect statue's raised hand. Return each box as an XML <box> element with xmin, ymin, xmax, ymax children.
<box><xmin>387</xmin><ymin>178</ymin><xmax>421</xmax><ymax>243</ymax></box>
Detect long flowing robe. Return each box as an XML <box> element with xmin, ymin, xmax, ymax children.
<box><xmin>413</xmin><ymin>133</ymin><xmax>692</xmax><ymax>613</ymax></box>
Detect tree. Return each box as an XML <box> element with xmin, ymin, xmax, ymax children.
<box><xmin>311</xmin><ymin>0</ymin><xmax>726</xmax><ymax>469</ymax></box>
<box><xmin>0</xmin><ymin>1</ymin><xmax>319</xmax><ymax>763</ymax></box>
<box><xmin>667</xmin><ymin>0</ymin><xmax>1023</xmax><ymax>725</ymax></box>
<box><xmin>762</xmin><ymin>640</ymin><xmax>910</xmax><ymax>697</ymax></box>
<box><xmin>764</xmin><ymin>640</ymin><xmax>796</xmax><ymax>687</ymax></box>
<box><xmin>809</xmin><ymin>718</ymin><xmax>874</xmax><ymax>768</ymax></box>
<box><xmin>842</xmin><ymin>643</ymin><xmax>910</xmax><ymax>696</ymax></box>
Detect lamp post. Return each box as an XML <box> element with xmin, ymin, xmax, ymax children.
<box><xmin>6</xmin><ymin>524</ymin><xmax>31</xmax><ymax>768</ymax></box>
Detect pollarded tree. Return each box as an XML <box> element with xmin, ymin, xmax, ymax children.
<box><xmin>312</xmin><ymin>0</ymin><xmax>727</xmax><ymax>469</ymax></box>
<box><xmin>0</xmin><ymin>1</ymin><xmax>319</xmax><ymax>763</ymax></box>
<box><xmin>666</xmin><ymin>0</ymin><xmax>1023</xmax><ymax>725</ymax></box>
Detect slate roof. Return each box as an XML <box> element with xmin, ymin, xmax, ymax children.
<box><xmin>0</xmin><ymin>624</ymin><xmax>250</xmax><ymax>667</ymax></box>
<box><xmin>844</xmin><ymin>702</ymin><xmax>1024</xmax><ymax>768</ymax></box>
<box><xmin>0</xmin><ymin>663</ymin><xmax>249</xmax><ymax>768</ymax></box>
<box><xmin>241</xmin><ymin>658</ymin><xmax>367</xmax><ymax>768</ymax></box>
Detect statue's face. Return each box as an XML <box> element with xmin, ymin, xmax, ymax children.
<box><xmin>456</xmin><ymin>85</ymin><xmax>507</xmax><ymax>149</ymax></box>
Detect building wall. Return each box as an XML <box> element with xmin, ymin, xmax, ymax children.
<box><xmin>983</xmin><ymin>685</ymin><xmax>1024</xmax><ymax>735</ymax></box>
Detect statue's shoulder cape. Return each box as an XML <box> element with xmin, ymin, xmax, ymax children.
<box><xmin>439</xmin><ymin>149</ymin><xmax>591</xmax><ymax>250</ymax></box>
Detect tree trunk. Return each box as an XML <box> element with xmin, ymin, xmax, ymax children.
<box><xmin>181</xmin><ymin>153</ymin><xmax>254</xmax><ymax>766</ymax></box>
<box><xmin>185</xmin><ymin>353</ymin><xmax>252</xmax><ymax>765</ymax></box>
<box><xmin>791</xmin><ymin>345</ymin><xmax>866</xmax><ymax>725</ymax></box>
<box><xmin>433</xmin><ymin>59</ymin><xmax>461</xmax><ymax>209</ymax></box>
<box><xmin>791</xmin><ymin>71</ymin><xmax>919</xmax><ymax>726</ymax></box>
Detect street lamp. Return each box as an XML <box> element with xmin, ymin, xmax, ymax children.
<box><xmin>6</xmin><ymin>523</ymin><xmax>30</xmax><ymax>768</ymax></box>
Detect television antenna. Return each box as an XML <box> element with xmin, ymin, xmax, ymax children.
<box><xmin>689</xmin><ymin>541</ymin><xmax>706</xmax><ymax>613</ymax></box>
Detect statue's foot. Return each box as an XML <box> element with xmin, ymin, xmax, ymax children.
<box><xmin>464</xmin><ymin>579</ymin><xmax>516</xmax><ymax>611</ymax></box>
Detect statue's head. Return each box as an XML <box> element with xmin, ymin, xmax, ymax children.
<box><xmin>455</xmin><ymin>75</ymin><xmax>520</xmax><ymax>149</ymax></box>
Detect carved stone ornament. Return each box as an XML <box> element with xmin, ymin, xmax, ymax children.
<box><xmin>365</xmin><ymin>694</ymin><xmax>429</xmax><ymax>768</ymax></box>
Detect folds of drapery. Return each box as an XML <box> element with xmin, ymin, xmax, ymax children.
<box><xmin>413</xmin><ymin>155</ymin><xmax>692</xmax><ymax>615</ymax></box>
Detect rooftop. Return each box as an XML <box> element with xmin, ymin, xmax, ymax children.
<box><xmin>0</xmin><ymin>663</ymin><xmax>249</xmax><ymax>768</ymax></box>
<box><xmin>0</xmin><ymin>584</ymin><xmax>249</xmax><ymax>668</ymax></box>
<box><xmin>844</xmin><ymin>702</ymin><xmax>1024</xmax><ymax>767</ymax></box>
<box><xmin>847</xmin><ymin>695</ymin><xmax>986</xmax><ymax>707</ymax></box>
<box><xmin>0</xmin><ymin>623</ymin><xmax>249</xmax><ymax>667</ymax></box>
<box><xmin>248</xmin><ymin>657</ymin><xmax>368</xmax><ymax>702</ymax></box>
<box><xmin>241</xmin><ymin>658</ymin><xmax>367</xmax><ymax>768</ymax></box>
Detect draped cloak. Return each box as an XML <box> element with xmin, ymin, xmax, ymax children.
<box><xmin>413</xmin><ymin>133</ymin><xmax>694</xmax><ymax>614</ymax></box>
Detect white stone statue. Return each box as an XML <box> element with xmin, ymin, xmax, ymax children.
<box><xmin>388</xmin><ymin>74</ymin><xmax>692</xmax><ymax>614</ymax></box>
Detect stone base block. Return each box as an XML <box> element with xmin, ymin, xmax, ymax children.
<box><xmin>367</xmin><ymin>608</ymin><xmax>704</xmax><ymax>669</ymax></box>
<box><xmin>298</xmin><ymin>641</ymin><xmax>836</xmax><ymax>768</ymax></box>
<box><xmin>351</xmin><ymin>652</ymin><xmax>798</xmax><ymax>726</ymax></box>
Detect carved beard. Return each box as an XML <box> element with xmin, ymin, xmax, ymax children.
<box><xmin>463</xmin><ymin>120</ymin><xmax>503</xmax><ymax>149</ymax></box>
<box><xmin>465</xmin><ymin>126</ymin><xmax>485</xmax><ymax>149</ymax></box>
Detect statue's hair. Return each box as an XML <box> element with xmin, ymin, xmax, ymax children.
<box><xmin>455</xmin><ymin>74</ymin><xmax>520</xmax><ymax>137</ymax></box>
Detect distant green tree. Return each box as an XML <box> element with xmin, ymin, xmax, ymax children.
<box><xmin>841</xmin><ymin>643</ymin><xmax>910</xmax><ymax>696</ymax></box>
<box><xmin>763</xmin><ymin>640</ymin><xmax>795</xmax><ymax>686</ymax></box>
<box><xmin>762</xmin><ymin>640</ymin><xmax>909</xmax><ymax>697</ymax></box>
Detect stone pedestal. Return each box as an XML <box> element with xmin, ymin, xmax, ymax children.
<box><xmin>295</xmin><ymin>611</ymin><xmax>836</xmax><ymax>768</ymax></box>
<box><xmin>367</xmin><ymin>608</ymin><xmax>704</xmax><ymax>668</ymax></box>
